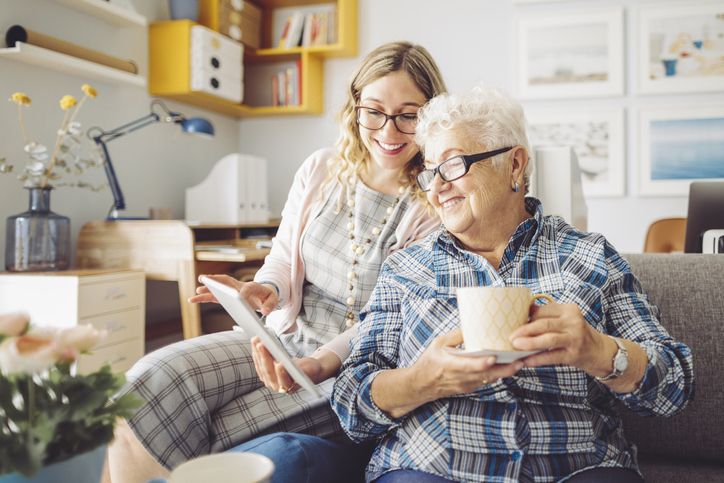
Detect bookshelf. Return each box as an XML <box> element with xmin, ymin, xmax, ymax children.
<box><xmin>147</xmin><ymin>0</ymin><xmax>357</xmax><ymax>119</ymax></box>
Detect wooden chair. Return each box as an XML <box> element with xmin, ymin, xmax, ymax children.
<box><xmin>643</xmin><ymin>218</ymin><xmax>687</xmax><ymax>253</ymax></box>
<box><xmin>76</xmin><ymin>221</ymin><xmax>202</xmax><ymax>339</ymax></box>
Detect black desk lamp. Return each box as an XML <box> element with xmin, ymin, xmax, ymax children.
<box><xmin>87</xmin><ymin>99</ymin><xmax>215</xmax><ymax>220</ymax></box>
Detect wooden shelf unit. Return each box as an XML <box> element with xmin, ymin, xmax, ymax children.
<box><xmin>148</xmin><ymin>0</ymin><xmax>357</xmax><ymax>119</ymax></box>
<box><xmin>0</xmin><ymin>42</ymin><xmax>146</xmax><ymax>88</ymax></box>
<box><xmin>1</xmin><ymin>1</ymin><xmax>147</xmax><ymax>86</ymax></box>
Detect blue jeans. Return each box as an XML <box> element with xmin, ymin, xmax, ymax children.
<box><xmin>226</xmin><ymin>432</ymin><xmax>375</xmax><ymax>483</ymax></box>
<box><xmin>375</xmin><ymin>467</ymin><xmax>643</xmax><ymax>483</ymax></box>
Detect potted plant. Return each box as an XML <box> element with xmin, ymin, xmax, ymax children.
<box><xmin>2</xmin><ymin>85</ymin><xmax>105</xmax><ymax>272</ymax></box>
<box><xmin>0</xmin><ymin>313</ymin><xmax>144</xmax><ymax>482</ymax></box>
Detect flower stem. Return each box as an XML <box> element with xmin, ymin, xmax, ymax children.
<box><xmin>41</xmin><ymin>110</ymin><xmax>70</xmax><ymax>189</ymax></box>
<box><xmin>18</xmin><ymin>103</ymin><xmax>29</xmax><ymax>145</ymax></box>
<box><xmin>41</xmin><ymin>93</ymin><xmax>89</xmax><ymax>188</ymax></box>
<box><xmin>28</xmin><ymin>377</ymin><xmax>36</xmax><ymax>427</ymax></box>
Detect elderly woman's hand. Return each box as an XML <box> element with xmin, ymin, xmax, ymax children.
<box><xmin>509</xmin><ymin>303</ymin><xmax>648</xmax><ymax>393</ymax></box>
<box><xmin>509</xmin><ymin>303</ymin><xmax>614</xmax><ymax>376</ymax></box>
<box><xmin>371</xmin><ymin>329</ymin><xmax>524</xmax><ymax>419</ymax></box>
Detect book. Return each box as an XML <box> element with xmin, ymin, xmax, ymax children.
<box><xmin>286</xmin><ymin>67</ymin><xmax>295</xmax><ymax>106</ymax></box>
<box><xmin>283</xmin><ymin>11</ymin><xmax>305</xmax><ymax>49</ymax></box>
<box><xmin>296</xmin><ymin>58</ymin><xmax>302</xmax><ymax>105</ymax></box>
<box><xmin>278</xmin><ymin>16</ymin><xmax>292</xmax><ymax>48</ymax></box>
<box><xmin>301</xmin><ymin>12</ymin><xmax>314</xmax><ymax>47</ymax></box>
<box><xmin>276</xmin><ymin>71</ymin><xmax>286</xmax><ymax>106</ymax></box>
<box><xmin>271</xmin><ymin>74</ymin><xmax>279</xmax><ymax>107</ymax></box>
<box><xmin>329</xmin><ymin>5</ymin><xmax>338</xmax><ymax>44</ymax></box>
<box><xmin>313</xmin><ymin>13</ymin><xmax>328</xmax><ymax>46</ymax></box>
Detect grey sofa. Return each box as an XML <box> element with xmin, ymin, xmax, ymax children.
<box><xmin>619</xmin><ymin>254</ymin><xmax>724</xmax><ymax>482</ymax></box>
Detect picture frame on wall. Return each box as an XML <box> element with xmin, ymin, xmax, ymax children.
<box><xmin>515</xmin><ymin>7</ymin><xmax>624</xmax><ymax>100</ymax></box>
<box><xmin>637</xmin><ymin>104</ymin><xmax>724</xmax><ymax>196</ymax></box>
<box><xmin>637</xmin><ymin>2</ymin><xmax>724</xmax><ymax>95</ymax></box>
<box><xmin>526</xmin><ymin>107</ymin><xmax>625</xmax><ymax>198</ymax></box>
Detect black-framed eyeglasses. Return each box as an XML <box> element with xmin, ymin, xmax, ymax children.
<box><xmin>416</xmin><ymin>147</ymin><xmax>514</xmax><ymax>192</ymax></box>
<box><xmin>354</xmin><ymin>106</ymin><xmax>418</xmax><ymax>134</ymax></box>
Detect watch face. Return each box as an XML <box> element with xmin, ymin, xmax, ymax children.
<box><xmin>614</xmin><ymin>352</ymin><xmax>629</xmax><ymax>373</ymax></box>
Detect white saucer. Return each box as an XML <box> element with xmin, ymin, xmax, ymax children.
<box><xmin>444</xmin><ymin>346</ymin><xmax>544</xmax><ymax>364</ymax></box>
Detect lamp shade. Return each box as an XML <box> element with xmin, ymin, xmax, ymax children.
<box><xmin>181</xmin><ymin>117</ymin><xmax>215</xmax><ymax>137</ymax></box>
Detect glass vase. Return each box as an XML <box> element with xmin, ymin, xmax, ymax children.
<box><xmin>5</xmin><ymin>187</ymin><xmax>70</xmax><ymax>272</ymax></box>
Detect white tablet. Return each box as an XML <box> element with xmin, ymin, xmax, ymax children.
<box><xmin>200</xmin><ymin>276</ymin><xmax>323</xmax><ymax>399</ymax></box>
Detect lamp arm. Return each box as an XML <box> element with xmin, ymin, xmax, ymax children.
<box><xmin>88</xmin><ymin>112</ymin><xmax>161</xmax><ymax>219</ymax></box>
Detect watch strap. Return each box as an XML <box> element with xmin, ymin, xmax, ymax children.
<box><xmin>596</xmin><ymin>335</ymin><xmax>628</xmax><ymax>382</ymax></box>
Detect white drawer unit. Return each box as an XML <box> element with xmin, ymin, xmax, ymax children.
<box><xmin>0</xmin><ymin>269</ymin><xmax>146</xmax><ymax>374</ymax></box>
<box><xmin>190</xmin><ymin>25</ymin><xmax>243</xmax><ymax>103</ymax></box>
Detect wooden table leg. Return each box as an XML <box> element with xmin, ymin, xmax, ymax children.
<box><xmin>178</xmin><ymin>260</ymin><xmax>202</xmax><ymax>339</ymax></box>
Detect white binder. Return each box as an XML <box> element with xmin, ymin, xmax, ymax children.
<box><xmin>185</xmin><ymin>154</ymin><xmax>269</xmax><ymax>224</ymax></box>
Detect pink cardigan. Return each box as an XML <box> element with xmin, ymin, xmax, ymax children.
<box><xmin>254</xmin><ymin>148</ymin><xmax>440</xmax><ymax>356</ymax></box>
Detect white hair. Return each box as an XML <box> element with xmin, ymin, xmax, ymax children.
<box><xmin>415</xmin><ymin>83</ymin><xmax>533</xmax><ymax>192</ymax></box>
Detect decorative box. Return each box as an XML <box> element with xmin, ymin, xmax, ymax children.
<box><xmin>190</xmin><ymin>25</ymin><xmax>244</xmax><ymax>103</ymax></box>
<box><xmin>198</xmin><ymin>0</ymin><xmax>262</xmax><ymax>49</ymax></box>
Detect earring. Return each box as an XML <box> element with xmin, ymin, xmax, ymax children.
<box><xmin>514</xmin><ymin>182</ymin><xmax>519</xmax><ymax>193</ymax></box>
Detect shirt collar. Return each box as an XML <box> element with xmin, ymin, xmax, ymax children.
<box><xmin>432</xmin><ymin>197</ymin><xmax>544</xmax><ymax>258</ymax></box>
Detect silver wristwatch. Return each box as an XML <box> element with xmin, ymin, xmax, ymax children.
<box><xmin>596</xmin><ymin>336</ymin><xmax>628</xmax><ymax>381</ymax></box>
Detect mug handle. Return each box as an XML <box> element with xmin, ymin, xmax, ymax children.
<box><xmin>531</xmin><ymin>294</ymin><xmax>555</xmax><ymax>305</ymax></box>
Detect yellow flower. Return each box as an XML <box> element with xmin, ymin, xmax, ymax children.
<box><xmin>9</xmin><ymin>92</ymin><xmax>31</xmax><ymax>105</ymax></box>
<box><xmin>81</xmin><ymin>84</ymin><xmax>98</xmax><ymax>98</ymax></box>
<box><xmin>60</xmin><ymin>95</ymin><xmax>77</xmax><ymax>110</ymax></box>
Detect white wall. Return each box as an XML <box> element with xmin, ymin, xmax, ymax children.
<box><xmin>0</xmin><ymin>0</ymin><xmax>717</xmax><ymax>263</ymax></box>
<box><xmin>239</xmin><ymin>0</ymin><xmax>719</xmax><ymax>254</ymax></box>
<box><xmin>0</xmin><ymin>0</ymin><xmax>241</xmax><ymax>266</ymax></box>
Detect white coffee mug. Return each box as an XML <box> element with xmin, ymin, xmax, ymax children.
<box><xmin>148</xmin><ymin>452</ymin><xmax>275</xmax><ymax>483</ymax></box>
<box><xmin>457</xmin><ymin>286</ymin><xmax>554</xmax><ymax>352</ymax></box>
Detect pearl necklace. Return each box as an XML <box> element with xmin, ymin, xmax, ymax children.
<box><xmin>344</xmin><ymin>182</ymin><xmax>407</xmax><ymax>327</ymax></box>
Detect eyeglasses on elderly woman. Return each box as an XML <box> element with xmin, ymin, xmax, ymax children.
<box><xmin>415</xmin><ymin>146</ymin><xmax>513</xmax><ymax>192</ymax></box>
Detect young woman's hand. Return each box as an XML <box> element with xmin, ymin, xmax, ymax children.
<box><xmin>188</xmin><ymin>275</ymin><xmax>279</xmax><ymax>316</ymax></box>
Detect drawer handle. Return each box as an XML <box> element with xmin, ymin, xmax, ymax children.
<box><xmin>106</xmin><ymin>356</ymin><xmax>127</xmax><ymax>365</ymax></box>
<box><xmin>106</xmin><ymin>325</ymin><xmax>127</xmax><ymax>333</ymax></box>
<box><xmin>105</xmin><ymin>286</ymin><xmax>128</xmax><ymax>300</ymax></box>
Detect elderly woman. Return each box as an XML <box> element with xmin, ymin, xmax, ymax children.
<box><xmin>330</xmin><ymin>84</ymin><xmax>695</xmax><ymax>483</ymax></box>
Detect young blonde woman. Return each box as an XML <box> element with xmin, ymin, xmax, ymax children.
<box><xmin>104</xmin><ymin>41</ymin><xmax>447</xmax><ymax>483</ymax></box>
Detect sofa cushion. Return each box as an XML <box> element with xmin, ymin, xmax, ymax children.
<box><xmin>618</xmin><ymin>254</ymin><xmax>724</xmax><ymax>465</ymax></box>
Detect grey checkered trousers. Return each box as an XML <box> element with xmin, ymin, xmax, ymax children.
<box><xmin>124</xmin><ymin>181</ymin><xmax>405</xmax><ymax>470</ymax></box>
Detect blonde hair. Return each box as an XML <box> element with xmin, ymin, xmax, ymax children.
<box><xmin>415</xmin><ymin>83</ymin><xmax>533</xmax><ymax>194</ymax></box>
<box><xmin>325</xmin><ymin>41</ymin><xmax>447</xmax><ymax>208</ymax></box>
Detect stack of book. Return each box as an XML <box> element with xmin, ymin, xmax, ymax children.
<box><xmin>278</xmin><ymin>6</ymin><xmax>337</xmax><ymax>49</ymax></box>
<box><xmin>272</xmin><ymin>59</ymin><xmax>301</xmax><ymax>107</ymax></box>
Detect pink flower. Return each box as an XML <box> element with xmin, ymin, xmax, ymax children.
<box><xmin>0</xmin><ymin>313</ymin><xmax>30</xmax><ymax>337</ymax></box>
<box><xmin>57</xmin><ymin>324</ymin><xmax>105</xmax><ymax>353</ymax></box>
<box><xmin>0</xmin><ymin>332</ymin><xmax>69</xmax><ymax>375</ymax></box>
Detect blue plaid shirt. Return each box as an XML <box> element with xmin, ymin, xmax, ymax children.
<box><xmin>331</xmin><ymin>198</ymin><xmax>694</xmax><ymax>483</ymax></box>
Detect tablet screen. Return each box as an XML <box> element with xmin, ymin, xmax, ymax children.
<box><xmin>200</xmin><ymin>276</ymin><xmax>323</xmax><ymax>399</ymax></box>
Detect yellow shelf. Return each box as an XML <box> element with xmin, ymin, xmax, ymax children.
<box><xmin>148</xmin><ymin>0</ymin><xmax>356</xmax><ymax>118</ymax></box>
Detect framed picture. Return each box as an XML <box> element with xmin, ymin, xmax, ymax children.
<box><xmin>526</xmin><ymin>107</ymin><xmax>625</xmax><ymax>198</ymax></box>
<box><xmin>637</xmin><ymin>104</ymin><xmax>724</xmax><ymax>196</ymax></box>
<box><xmin>515</xmin><ymin>7</ymin><xmax>624</xmax><ymax>99</ymax></box>
<box><xmin>637</xmin><ymin>2</ymin><xmax>724</xmax><ymax>95</ymax></box>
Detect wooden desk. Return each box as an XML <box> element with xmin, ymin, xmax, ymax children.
<box><xmin>76</xmin><ymin>220</ymin><xmax>279</xmax><ymax>340</ymax></box>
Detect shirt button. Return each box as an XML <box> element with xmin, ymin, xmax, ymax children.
<box><xmin>525</xmin><ymin>222</ymin><xmax>531</xmax><ymax>229</ymax></box>
<box><xmin>511</xmin><ymin>451</ymin><xmax>522</xmax><ymax>461</ymax></box>
<box><xmin>507</xmin><ymin>403</ymin><xmax>516</xmax><ymax>412</ymax></box>
<box><xmin>507</xmin><ymin>252</ymin><xmax>514</xmax><ymax>260</ymax></box>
